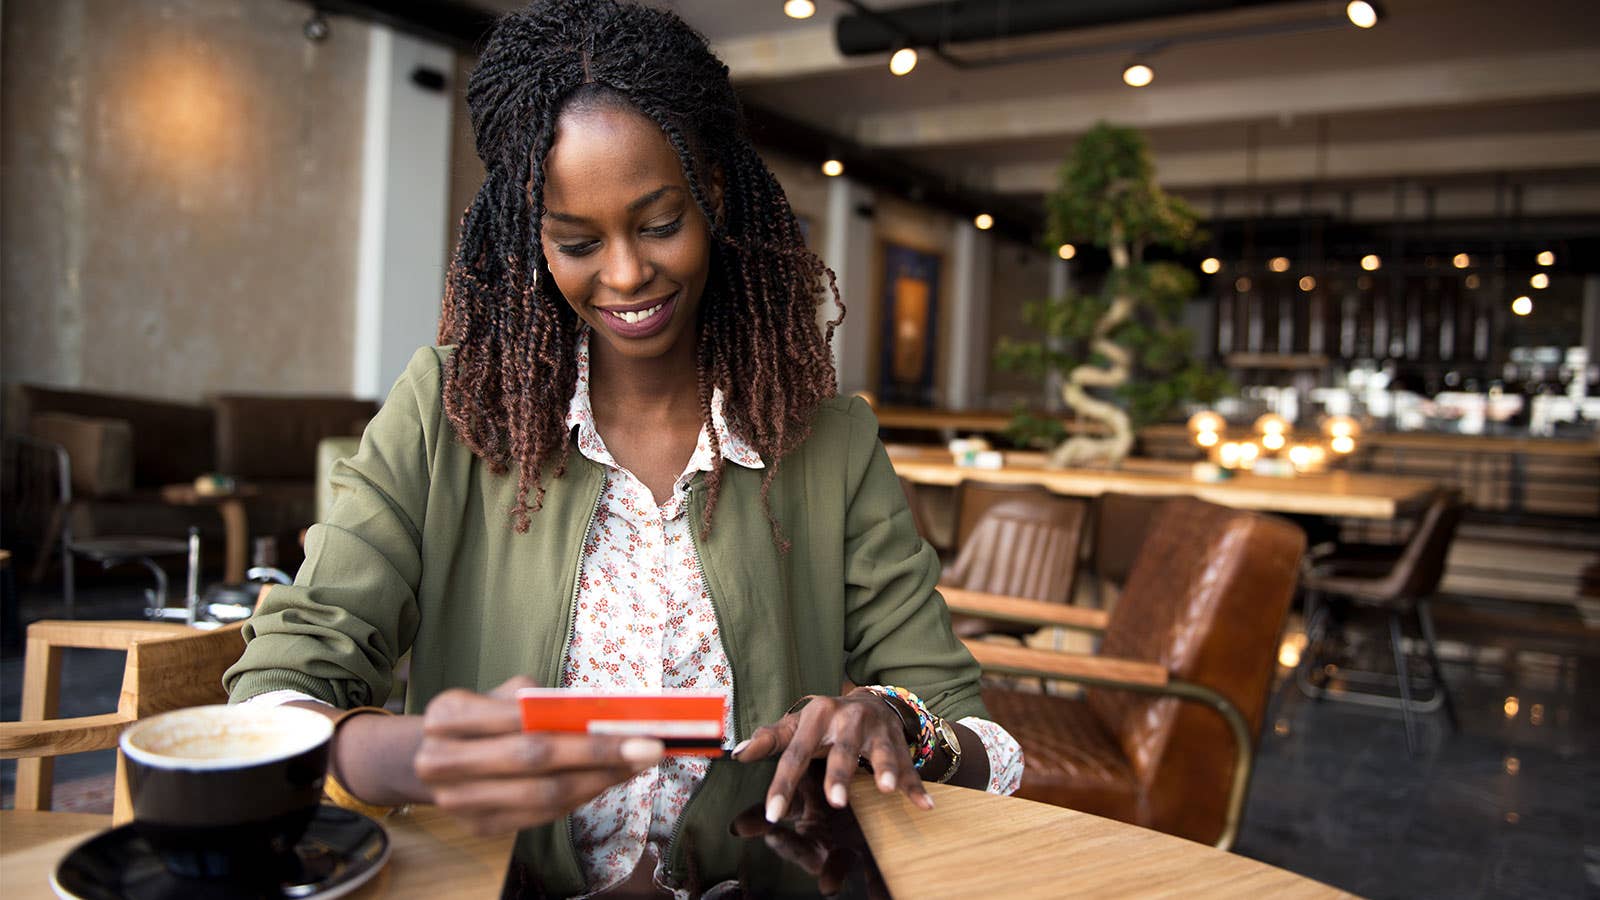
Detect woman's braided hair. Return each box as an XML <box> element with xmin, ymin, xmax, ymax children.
<box><xmin>440</xmin><ymin>0</ymin><xmax>843</xmax><ymax>543</ymax></box>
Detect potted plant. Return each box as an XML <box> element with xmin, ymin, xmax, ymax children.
<box><xmin>996</xmin><ymin>123</ymin><xmax>1230</xmax><ymax>467</ymax></box>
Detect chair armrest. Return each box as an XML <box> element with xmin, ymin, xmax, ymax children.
<box><xmin>962</xmin><ymin>637</ymin><xmax>1253</xmax><ymax>852</ymax></box>
<box><xmin>0</xmin><ymin>712</ymin><xmax>131</xmax><ymax>759</ymax></box>
<box><xmin>961</xmin><ymin>639</ymin><xmax>1167</xmax><ymax>688</ymax></box>
<box><xmin>26</xmin><ymin>620</ymin><xmax>191</xmax><ymax>651</ymax></box>
<box><xmin>941</xmin><ymin>587</ymin><xmax>1110</xmax><ymax>632</ymax></box>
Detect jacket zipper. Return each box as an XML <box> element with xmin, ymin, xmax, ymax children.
<box><xmin>558</xmin><ymin>469</ymin><xmax>608</xmax><ymax>887</ymax></box>
<box><xmin>664</xmin><ymin>480</ymin><xmax>736</xmax><ymax>884</ymax></box>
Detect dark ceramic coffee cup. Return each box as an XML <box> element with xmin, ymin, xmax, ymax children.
<box><xmin>119</xmin><ymin>704</ymin><xmax>334</xmax><ymax>880</ymax></box>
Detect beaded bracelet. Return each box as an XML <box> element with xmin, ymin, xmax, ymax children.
<box><xmin>859</xmin><ymin>685</ymin><xmax>936</xmax><ymax>771</ymax></box>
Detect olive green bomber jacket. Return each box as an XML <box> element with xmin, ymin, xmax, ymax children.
<box><xmin>225</xmin><ymin>345</ymin><xmax>988</xmax><ymax>895</ymax></box>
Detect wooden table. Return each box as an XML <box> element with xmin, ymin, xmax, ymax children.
<box><xmin>5</xmin><ymin>784</ymin><xmax>1347</xmax><ymax>899</ymax></box>
<box><xmin>159</xmin><ymin>484</ymin><xmax>260</xmax><ymax>584</ymax></box>
<box><xmin>850</xmin><ymin>781</ymin><xmax>1350</xmax><ymax>898</ymax></box>
<box><xmin>889</xmin><ymin>446</ymin><xmax>1436</xmax><ymax>520</ymax></box>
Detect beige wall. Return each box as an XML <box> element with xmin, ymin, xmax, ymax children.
<box><xmin>2</xmin><ymin>0</ymin><xmax>370</xmax><ymax>403</ymax></box>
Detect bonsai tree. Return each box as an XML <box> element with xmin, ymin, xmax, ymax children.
<box><xmin>995</xmin><ymin>122</ymin><xmax>1229</xmax><ymax>467</ymax></box>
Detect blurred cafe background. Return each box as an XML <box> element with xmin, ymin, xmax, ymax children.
<box><xmin>2</xmin><ymin>1</ymin><xmax>1596</xmax><ymax>898</ymax></box>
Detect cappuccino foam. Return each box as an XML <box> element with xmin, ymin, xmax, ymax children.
<box><xmin>123</xmin><ymin>705</ymin><xmax>333</xmax><ymax>769</ymax></box>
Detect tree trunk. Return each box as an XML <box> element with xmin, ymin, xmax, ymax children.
<box><xmin>1048</xmin><ymin>227</ymin><xmax>1134</xmax><ymax>468</ymax></box>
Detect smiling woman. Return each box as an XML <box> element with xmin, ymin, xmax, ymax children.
<box><xmin>225</xmin><ymin>1</ymin><xmax>1022</xmax><ymax>896</ymax></box>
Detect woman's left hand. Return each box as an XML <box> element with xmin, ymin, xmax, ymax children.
<box><xmin>731</xmin><ymin>690</ymin><xmax>934</xmax><ymax>823</ymax></box>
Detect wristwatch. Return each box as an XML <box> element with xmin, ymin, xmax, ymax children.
<box><xmin>931</xmin><ymin>716</ymin><xmax>962</xmax><ymax>784</ymax></box>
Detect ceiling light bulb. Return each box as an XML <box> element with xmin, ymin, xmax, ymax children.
<box><xmin>1299</xmin><ymin>275</ymin><xmax>1316</xmax><ymax>292</ymax></box>
<box><xmin>1346</xmin><ymin>1</ymin><xmax>1379</xmax><ymax>28</ymax></box>
<box><xmin>1529</xmin><ymin>272</ymin><xmax>1549</xmax><ymax>290</ymax></box>
<box><xmin>783</xmin><ymin>0</ymin><xmax>816</xmax><ymax>19</ymax></box>
<box><xmin>821</xmin><ymin>159</ymin><xmax>844</xmax><ymax>177</ymax></box>
<box><xmin>1269</xmin><ymin>256</ymin><xmax>1291</xmax><ymax>272</ymax></box>
<box><xmin>1465</xmin><ymin>274</ymin><xmax>1481</xmax><ymax>289</ymax></box>
<box><xmin>973</xmin><ymin>213</ymin><xmax>994</xmax><ymax>230</ymax></box>
<box><xmin>1122</xmin><ymin>63</ymin><xmax>1154</xmax><ymax>88</ymax></box>
<box><xmin>1057</xmin><ymin>243</ymin><xmax>1076</xmax><ymax>260</ymax></box>
<box><xmin>889</xmin><ymin>47</ymin><xmax>918</xmax><ymax>76</ymax></box>
<box><xmin>1452</xmin><ymin>253</ymin><xmax>1471</xmax><ymax>269</ymax></box>
<box><xmin>1536</xmin><ymin>250</ymin><xmax>1555</xmax><ymax>266</ymax></box>
<box><xmin>1512</xmin><ymin>295</ymin><xmax>1533</xmax><ymax>316</ymax></box>
<box><xmin>1235</xmin><ymin>276</ymin><xmax>1252</xmax><ymax>293</ymax></box>
<box><xmin>1201</xmin><ymin>257</ymin><xmax>1221</xmax><ymax>274</ymax></box>
<box><xmin>1360</xmin><ymin>253</ymin><xmax>1381</xmax><ymax>271</ymax></box>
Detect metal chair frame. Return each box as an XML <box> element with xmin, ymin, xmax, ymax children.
<box><xmin>5</xmin><ymin>434</ymin><xmax>194</xmax><ymax>618</ymax></box>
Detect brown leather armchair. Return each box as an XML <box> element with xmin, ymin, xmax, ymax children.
<box><xmin>945</xmin><ymin>497</ymin><xmax>1305</xmax><ymax>849</ymax></box>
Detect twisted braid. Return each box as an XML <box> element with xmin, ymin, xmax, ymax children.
<box><xmin>439</xmin><ymin>0</ymin><xmax>843</xmax><ymax>542</ymax></box>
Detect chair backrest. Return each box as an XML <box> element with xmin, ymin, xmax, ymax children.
<box><xmin>953</xmin><ymin>480</ymin><xmax>1061</xmax><ymax>551</ymax></box>
<box><xmin>214</xmin><ymin>395</ymin><xmax>376</xmax><ymax>482</ymax></box>
<box><xmin>944</xmin><ymin>493</ymin><xmax>1088</xmax><ymax>604</ymax></box>
<box><xmin>1387</xmin><ymin>489</ymin><xmax>1464</xmax><ymax>601</ymax></box>
<box><xmin>121</xmin><ymin>624</ymin><xmax>247</xmax><ymax>719</ymax></box>
<box><xmin>1090</xmin><ymin>493</ymin><xmax>1174</xmax><ymax>588</ymax></box>
<box><xmin>4</xmin><ymin>622</ymin><xmax>246</xmax><ymax>820</ymax></box>
<box><xmin>1087</xmin><ymin>498</ymin><xmax>1305</xmax><ymax>843</ymax></box>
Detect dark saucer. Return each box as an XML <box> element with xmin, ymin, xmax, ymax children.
<box><xmin>52</xmin><ymin>805</ymin><xmax>390</xmax><ymax>900</ymax></box>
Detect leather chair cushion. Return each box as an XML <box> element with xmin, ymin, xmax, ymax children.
<box><xmin>30</xmin><ymin>412</ymin><xmax>133</xmax><ymax>497</ymax></box>
<box><xmin>981</xmin><ymin>686</ymin><xmax>1140</xmax><ymax>822</ymax></box>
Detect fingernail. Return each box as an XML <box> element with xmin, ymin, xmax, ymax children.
<box><xmin>877</xmin><ymin>771</ymin><xmax>896</xmax><ymax>791</ymax></box>
<box><xmin>828</xmin><ymin>783</ymin><xmax>848</xmax><ymax>808</ymax></box>
<box><xmin>731</xmin><ymin>739</ymin><xmax>751</xmax><ymax>758</ymax></box>
<box><xmin>920</xmin><ymin>793</ymin><xmax>936</xmax><ymax>810</ymax></box>
<box><xmin>765</xmin><ymin>795</ymin><xmax>787</xmax><ymax>823</ymax></box>
<box><xmin>621</xmin><ymin>738</ymin><xmax>665</xmax><ymax>765</ymax></box>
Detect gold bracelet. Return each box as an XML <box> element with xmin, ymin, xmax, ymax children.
<box><xmin>324</xmin><ymin>705</ymin><xmax>400</xmax><ymax>818</ymax></box>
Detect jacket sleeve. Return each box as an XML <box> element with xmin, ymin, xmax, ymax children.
<box><xmin>224</xmin><ymin>347</ymin><xmax>447</xmax><ymax>708</ymax></box>
<box><xmin>838</xmin><ymin>397</ymin><xmax>989</xmax><ymax>723</ymax></box>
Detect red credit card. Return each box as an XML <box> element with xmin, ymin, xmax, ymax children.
<box><xmin>517</xmin><ymin>688</ymin><xmax>728</xmax><ymax>757</ymax></box>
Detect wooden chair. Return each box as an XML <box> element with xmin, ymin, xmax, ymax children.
<box><xmin>943</xmin><ymin>498</ymin><xmax>1305</xmax><ymax>850</ymax></box>
<box><xmin>943</xmin><ymin>483</ymin><xmax>1089</xmax><ymax>642</ymax></box>
<box><xmin>0</xmin><ymin>620</ymin><xmax>246</xmax><ymax>825</ymax></box>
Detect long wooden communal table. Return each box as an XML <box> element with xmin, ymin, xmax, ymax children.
<box><xmin>888</xmin><ymin>445</ymin><xmax>1437</xmax><ymax>520</ymax></box>
<box><xmin>4</xmin><ymin>780</ymin><xmax>1348</xmax><ymax>899</ymax></box>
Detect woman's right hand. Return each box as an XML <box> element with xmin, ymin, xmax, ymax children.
<box><xmin>395</xmin><ymin>676</ymin><xmax>664</xmax><ymax>836</ymax></box>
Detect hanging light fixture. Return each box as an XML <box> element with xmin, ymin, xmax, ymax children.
<box><xmin>1269</xmin><ymin>256</ymin><xmax>1291</xmax><ymax>272</ymax></box>
<box><xmin>973</xmin><ymin>213</ymin><xmax>994</xmax><ymax>230</ymax></box>
<box><xmin>783</xmin><ymin>0</ymin><xmax>816</xmax><ymax>19</ymax></box>
<box><xmin>1346</xmin><ymin>1</ymin><xmax>1381</xmax><ymax>28</ymax></box>
<box><xmin>889</xmin><ymin>46</ymin><xmax>918</xmax><ymax>76</ymax></box>
<box><xmin>1529</xmin><ymin>272</ymin><xmax>1549</xmax><ymax>290</ymax></box>
<box><xmin>1057</xmin><ymin>243</ymin><xmax>1077</xmax><ymax>260</ymax></box>
<box><xmin>820</xmin><ymin>159</ymin><xmax>844</xmax><ymax>177</ymax></box>
<box><xmin>1512</xmin><ymin>295</ymin><xmax>1533</xmax><ymax>316</ymax></box>
<box><xmin>1299</xmin><ymin>275</ymin><xmax>1317</xmax><ymax>292</ymax></box>
<box><xmin>1452</xmin><ymin>253</ymin><xmax>1471</xmax><ymax>269</ymax></box>
<box><xmin>1122</xmin><ymin>61</ymin><xmax>1154</xmax><ymax>87</ymax></box>
<box><xmin>1201</xmin><ymin>257</ymin><xmax>1221</xmax><ymax>274</ymax></box>
<box><xmin>1536</xmin><ymin>250</ymin><xmax>1555</xmax><ymax>266</ymax></box>
<box><xmin>1360</xmin><ymin>253</ymin><xmax>1382</xmax><ymax>271</ymax></box>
